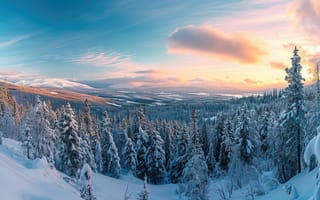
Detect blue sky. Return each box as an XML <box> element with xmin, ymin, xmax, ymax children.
<box><xmin>0</xmin><ymin>0</ymin><xmax>319</xmax><ymax>92</ymax></box>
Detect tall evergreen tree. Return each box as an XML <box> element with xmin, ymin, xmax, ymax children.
<box><xmin>218</xmin><ymin>117</ymin><xmax>234</xmax><ymax>172</ymax></box>
<box><xmin>145</xmin><ymin>126</ymin><xmax>166</xmax><ymax>184</ymax></box>
<box><xmin>277</xmin><ymin>47</ymin><xmax>306</xmax><ymax>183</ymax></box>
<box><xmin>169</xmin><ymin>124</ymin><xmax>190</xmax><ymax>183</ymax></box>
<box><xmin>182</xmin><ymin>109</ymin><xmax>208</xmax><ymax>200</ymax></box>
<box><xmin>56</xmin><ymin>102</ymin><xmax>83</xmax><ymax>178</ymax></box>
<box><xmin>137</xmin><ymin>175</ymin><xmax>150</xmax><ymax>200</ymax></box>
<box><xmin>122</xmin><ymin>135</ymin><xmax>137</xmax><ymax>175</ymax></box>
<box><xmin>135</xmin><ymin>127</ymin><xmax>148</xmax><ymax>180</ymax></box>
<box><xmin>80</xmin><ymin>163</ymin><xmax>97</xmax><ymax>200</ymax></box>
<box><xmin>101</xmin><ymin>111</ymin><xmax>121</xmax><ymax>178</ymax></box>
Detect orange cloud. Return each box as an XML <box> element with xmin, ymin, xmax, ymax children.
<box><xmin>244</xmin><ymin>78</ymin><xmax>263</xmax><ymax>85</ymax></box>
<box><xmin>270</xmin><ymin>62</ymin><xmax>286</xmax><ymax>70</ymax></box>
<box><xmin>167</xmin><ymin>26</ymin><xmax>267</xmax><ymax>64</ymax></box>
<box><xmin>290</xmin><ymin>0</ymin><xmax>320</xmax><ymax>40</ymax></box>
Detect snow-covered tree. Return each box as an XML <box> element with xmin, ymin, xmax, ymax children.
<box><xmin>169</xmin><ymin>124</ymin><xmax>190</xmax><ymax>183</ymax></box>
<box><xmin>24</xmin><ymin>96</ymin><xmax>56</xmax><ymax>165</ymax></box>
<box><xmin>135</xmin><ymin>126</ymin><xmax>148</xmax><ymax>180</ymax></box>
<box><xmin>235</xmin><ymin>105</ymin><xmax>255</xmax><ymax>165</ymax></box>
<box><xmin>145</xmin><ymin>126</ymin><xmax>166</xmax><ymax>184</ymax></box>
<box><xmin>277</xmin><ymin>47</ymin><xmax>306</xmax><ymax>183</ymax></box>
<box><xmin>22</xmin><ymin>127</ymin><xmax>35</xmax><ymax>159</ymax></box>
<box><xmin>79</xmin><ymin>100</ymin><xmax>99</xmax><ymax>172</ymax></box>
<box><xmin>122</xmin><ymin>135</ymin><xmax>137</xmax><ymax>175</ymax></box>
<box><xmin>182</xmin><ymin>147</ymin><xmax>208</xmax><ymax>200</ymax></box>
<box><xmin>80</xmin><ymin>163</ymin><xmax>96</xmax><ymax>200</ymax></box>
<box><xmin>56</xmin><ymin>102</ymin><xmax>83</xmax><ymax>178</ymax></box>
<box><xmin>101</xmin><ymin>111</ymin><xmax>121</xmax><ymax>178</ymax></box>
<box><xmin>218</xmin><ymin>117</ymin><xmax>234</xmax><ymax>172</ymax></box>
<box><xmin>182</xmin><ymin>109</ymin><xmax>208</xmax><ymax>200</ymax></box>
<box><xmin>137</xmin><ymin>175</ymin><xmax>150</xmax><ymax>200</ymax></box>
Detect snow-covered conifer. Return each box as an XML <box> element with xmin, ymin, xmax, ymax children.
<box><xmin>145</xmin><ymin>126</ymin><xmax>166</xmax><ymax>184</ymax></box>
<box><xmin>137</xmin><ymin>175</ymin><xmax>150</xmax><ymax>200</ymax></box>
<box><xmin>101</xmin><ymin>111</ymin><xmax>121</xmax><ymax>178</ymax></box>
<box><xmin>80</xmin><ymin>163</ymin><xmax>96</xmax><ymax>200</ymax></box>
<box><xmin>57</xmin><ymin>102</ymin><xmax>83</xmax><ymax>178</ymax></box>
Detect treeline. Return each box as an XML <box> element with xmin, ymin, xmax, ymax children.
<box><xmin>0</xmin><ymin>47</ymin><xmax>317</xmax><ymax>200</ymax></box>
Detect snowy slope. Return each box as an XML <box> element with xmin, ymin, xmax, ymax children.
<box><xmin>16</xmin><ymin>78</ymin><xmax>94</xmax><ymax>90</ymax></box>
<box><xmin>0</xmin><ymin>138</ymin><xmax>179</xmax><ymax>200</ymax></box>
<box><xmin>0</xmin><ymin>138</ymin><xmax>82</xmax><ymax>200</ymax></box>
<box><xmin>93</xmin><ymin>174</ymin><xmax>178</xmax><ymax>200</ymax></box>
<box><xmin>0</xmin><ymin>137</ymin><xmax>317</xmax><ymax>200</ymax></box>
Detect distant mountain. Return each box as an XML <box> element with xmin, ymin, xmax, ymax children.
<box><xmin>16</xmin><ymin>78</ymin><xmax>94</xmax><ymax>91</ymax></box>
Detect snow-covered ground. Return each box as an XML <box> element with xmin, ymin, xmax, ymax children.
<box><xmin>0</xmin><ymin>137</ymin><xmax>317</xmax><ymax>200</ymax></box>
<box><xmin>0</xmin><ymin>138</ymin><xmax>179</xmax><ymax>200</ymax></box>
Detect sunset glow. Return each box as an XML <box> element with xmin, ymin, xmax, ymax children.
<box><xmin>0</xmin><ymin>0</ymin><xmax>319</xmax><ymax>92</ymax></box>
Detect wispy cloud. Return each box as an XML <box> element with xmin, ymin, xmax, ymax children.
<box><xmin>290</xmin><ymin>0</ymin><xmax>320</xmax><ymax>40</ymax></box>
<box><xmin>244</xmin><ymin>78</ymin><xmax>263</xmax><ymax>85</ymax></box>
<box><xmin>0</xmin><ymin>34</ymin><xmax>31</xmax><ymax>48</ymax></box>
<box><xmin>270</xmin><ymin>62</ymin><xmax>286</xmax><ymax>70</ymax></box>
<box><xmin>168</xmin><ymin>26</ymin><xmax>267</xmax><ymax>64</ymax></box>
<box><xmin>72</xmin><ymin>51</ymin><xmax>133</xmax><ymax>68</ymax></box>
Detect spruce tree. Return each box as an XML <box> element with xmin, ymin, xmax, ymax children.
<box><xmin>57</xmin><ymin>102</ymin><xmax>83</xmax><ymax>178</ymax></box>
<box><xmin>169</xmin><ymin>124</ymin><xmax>189</xmax><ymax>183</ymax></box>
<box><xmin>137</xmin><ymin>175</ymin><xmax>150</xmax><ymax>200</ymax></box>
<box><xmin>182</xmin><ymin>109</ymin><xmax>208</xmax><ymax>200</ymax></box>
<box><xmin>277</xmin><ymin>47</ymin><xmax>306</xmax><ymax>182</ymax></box>
<box><xmin>80</xmin><ymin>163</ymin><xmax>97</xmax><ymax>200</ymax></box>
<box><xmin>145</xmin><ymin>126</ymin><xmax>166</xmax><ymax>184</ymax></box>
<box><xmin>101</xmin><ymin>111</ymin><xmax>121</xmax><ymax>178</ymax></box>
<box><xmin>122</xmin><ymin>136</ymin><xmax>137</xmax><ymax>175</ymax></box>
<box><xmin>135</xmin><ymin>126</ymin><xmax>148</xmax><ymax>180</ymax></box>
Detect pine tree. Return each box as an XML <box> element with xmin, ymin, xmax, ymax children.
<box><xmin>169</xmin><ymin>124</ymin><xmax>189</xmax><ymax>183</ymax></box>
<box><xmin>135</xmin><ymin>126</ymin><xmax>148</xmax><ymax>180</ymax></box>
<box><xmin>22</xmin><ymin>127</ymin><xmax>35</xmax><ymax>159</ymax></box>
<box><xmin>182</xmin><ymin>109</ymin><xmax>208</xmax><ymax>200</ymax></box>
<box><xmin>145</xmin><ymin>126</ymin><xmax>166</xmax><ymax>184</ymax></box>
<box><xmin>218</xmin><ymin>117</ymin><xmax>234</xmax><ymax>172</ymax></box>
<box><xmin>277</xmin><ymin>47</ymin><xmax>306</xmax><ymax>183</ymax></box>
<box><xmin>137</xmin><ymin>175</ymin><xmax>150</xmax><ymax>200</ymax></box>
<box><xmin>122</xmin><ymin>136</ymin><xmax>137</xmax><ymax>175</ymax></box>
<box><xmin>80</xmin><ymin>163</ymin><xmax>97</xmax><ymax>200</ymax></box>
<box><xmin>79</xmin><ymin>100</ymin><xmax>99</xmax><ymax>172</ymax></box>
<box><xmin>56</xmin><ymin>102</ymin><xmax>83</xmax><ymax>178</ymax></box>
<box><xmin>25</xmin><ymin>96</ymin><xmax>56</xmax><ymax>165</ymax></box>
<box><xmin>80</xmin><ymin>133</ymin><xmax>97</xmax><ymax>173</ymax></box>
<box><xmin>101</xmin><ymin>111</ymin><xmax>121</xmax><ymax>178</ymax></box>
<box><xmin>236</xmin><ymin>105</ymin><xmax>254</xmax><ymax>165</ymax></box>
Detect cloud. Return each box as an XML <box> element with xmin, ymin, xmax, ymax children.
<box><xmin>244</xmin><ymin>78</ymin><xmax>262</xmax><ymax>84</ymax></box>
<box><xmin>0</xmin><ymin>70</ymin><xmax>41</xmax><ymax>82</ymax></box>
<box><xmin>72</xmin><ymin>51</ymin><xmax>133</xmax><ymax>68</ymax></box>
<box><xmin>270</xmin><ymin>62</ymin><xmax>286</xmax><ymax>70</ymax></box>
<box><xmin>134</xmin><ymin>69</ymin><xmax>163</xmax><ymax>74</ymax></box>
<box><xmin>0</xmin><ymin>34</ymin><xmax>31</xmax><ymax>48</ymax></box>
<box><xmin>168</xmin><ymin>26</ymin><xmax>267</xmax><ymax>64</ymax></box>
<box><xmin>290</xmin><ymin>0</ymin><xmax>320</xmax><ymax>39</ymax></box>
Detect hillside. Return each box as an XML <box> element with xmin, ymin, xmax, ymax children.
<box><xmin>0</xmin><ymin>137</ymin><xmax>318</xmax><ymax>200</ymax></box>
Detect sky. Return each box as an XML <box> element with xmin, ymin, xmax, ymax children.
<box><xmin>0</xmin><ymin>0</ymin><xmax>320</xmax><ymax>93</ymax></box>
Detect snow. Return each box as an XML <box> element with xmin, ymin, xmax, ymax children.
<box><xmin>0</xmin><ymin>137</ymin><xmax>318</xmax><ymax>200</ymax></box>
<box><xmin>0</xmin><ymin>138</ymin><xmax>82</xmax><ymax>200</ymax></box>
<box><xmin>188</xmin><ymin>92</ymin><xmax>210</xmax><ymax>96</ymax></box>
<box><xmin>16</xmin><ymin>78</ymin><xmax>94</xmax><ymax>90</ymax></box>
<box><xmin>93</xmin><ymin>174</ymin><xmax>178</xmax><ymax>200</ymax></box>
<box><xmin>106</xmin><ymin>102</ymin><xmax>122</xmax><ymax>108</ymax></box>
<box><xmin>0</xmin><ymin>138</ymin><xmax>179</xmax><ymax>200</ymax></box>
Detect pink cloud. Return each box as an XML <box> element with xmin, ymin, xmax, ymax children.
<box><xmin>270</xmin><ymin>62</ymin><xmax>286</xmax><ymax>70</ymax></box>
<box><xmin>72</xmin><ymin>51</ymin><xmax>133</xmax><ymax>68</ymax></box>
<box><xmin>290</xmin><ymin>0</ymin><xmax>320</xmax><ymax>40</ymax></box>
<box><xmin>167</xmin><ymin>26</ymin><xmax>267</xmax><ymax>64</ymax></box>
